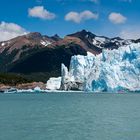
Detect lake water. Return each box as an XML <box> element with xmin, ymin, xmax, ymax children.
<box><xmin>0</xmin><ymin>93</ymin><xmax>140</xmax><ymax>140</ymax></box>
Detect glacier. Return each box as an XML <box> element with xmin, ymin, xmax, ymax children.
<box><xmin>60</xmin><ymin>43</ymin><xmax>140</xmax><ymax>92</ymax></box>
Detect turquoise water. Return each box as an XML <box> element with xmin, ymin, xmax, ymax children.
<box><xmin>0</xmin><ymin>93</ymin><xmax>140</xmax><ymax>140</ymax></box>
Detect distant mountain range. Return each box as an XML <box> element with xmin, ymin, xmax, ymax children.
<box><xmin>0</xmin><ymin>30</ymin><xmax>139</xmax><ymax>82</ymax></box>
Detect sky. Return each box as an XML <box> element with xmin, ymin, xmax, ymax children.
<box><xmin>0</xmin><ymin>0</ymin><xmax>140</xmax><ymax>41</ymax></box>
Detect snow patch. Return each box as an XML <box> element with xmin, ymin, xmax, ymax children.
<box><xmin>95</xmin><ymin>37</ymin><xmax>106</xmax><ymax>43</ymax></box>
<box><xmin>40</xmin><ymin>40</ymin><xmax>51</xmax><ymax>46</ymax></box>
<box><xmin>92</xmin><ymin>36</ymin><xmax>108</xmax><ymax>49</ymax></box>
<box><xmin>1</xmin><ymin>42</ymin><xmax>5</xmax><ymax>46</ymax></box>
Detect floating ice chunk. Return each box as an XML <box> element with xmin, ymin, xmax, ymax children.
<box><xmin>46</xmin><ymin>77</ymin><xmax>61</xmax><ymax>90</ymax></box>
<box><xmin>34</xmin><ymin>86</ymin><xmax>42</xmax><ymax>92</ymax></box>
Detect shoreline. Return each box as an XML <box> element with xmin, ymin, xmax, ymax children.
<box><xmin>1</xmin><ymin>89</ymin><xmax>140</xmax><ymax>94</ymax></box>
<box><xmin>1</xmin><ymin>83</ymin><xmax>140</xmax><ymax>94</ymax></box>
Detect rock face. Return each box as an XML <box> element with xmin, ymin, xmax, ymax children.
<box><xmin>16</xmin><ymin>82</ymin><xmax>46</xmax><ymax>90</ymax></box>
<box><xmin>0</xmin><ymin>84</ymin><xmax>11</xmax><ymax>91</ymax></box>
<box><xmin>67</xmin><ymin>30</ymin><xmax>132</xmax><ymax>54</ymax></box>
<box><xmin>0</xmin><ymin>82</ymin><xmax>46</xmax><ymax>92</ymax></box>
<box><xmin>60</xmin><ymin>43</ymin><xmax>140</xmax><ymax>92</ymax></box>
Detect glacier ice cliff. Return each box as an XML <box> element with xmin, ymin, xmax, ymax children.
<box><xmin>60</xmin><ymin>43</ymin><xmax>140</xmax><ymax>92</ymax></box>
<box><xmin>60</xmin><ymin>64</ymin><xmax>83</xmax><ymax>91</ymax></box>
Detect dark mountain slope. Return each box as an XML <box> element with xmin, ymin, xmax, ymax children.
<box><xmin>9</xmin><ymin>44</ymin><xmax>87</xmax><ymax>81</ymax></box>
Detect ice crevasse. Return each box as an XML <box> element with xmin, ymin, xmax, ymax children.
<box><xmin>60</xmin><ymin>43</ymin><xmax>140</xmax><ymax>92</ymax></box>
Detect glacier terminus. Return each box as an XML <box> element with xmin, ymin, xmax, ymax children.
<box><xmin>47</xmin><ymin>43</ymin><xmax>140</xmax><ymax>92</ymax></box>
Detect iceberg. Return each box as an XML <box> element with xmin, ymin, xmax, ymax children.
<box><xmin>60</xmin><ymin>43</ymin><xmax>140</xmax><ymax>92</ymax></box>
<box><xmin>46</xmin><ymin>77</ymin><xmax>61</xmax><ymax>90</ymax></box>
<box><xmin>17</xmin><ymin>89</ymin><xmax>34</xmax><ymax>93</ymax></box>
<box><xmin>34</xmin><ymin>86</ymin><xmax>42</xmax><ymax>92</ymax></box>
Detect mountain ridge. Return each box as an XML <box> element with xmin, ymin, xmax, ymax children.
<box><xmin>0</xmin><ymin>30</ymin><xmax>139</xmax><ymax>82</ymax></box>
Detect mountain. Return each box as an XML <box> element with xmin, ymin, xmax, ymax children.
<box><xmin>67</xmin><ymin>29</ymin><xmax>132</xmax><ymax>54</ymax></box>
<box><xmin>0</xmin><ymin>30</ymin><xmax>139</xmax><ymax>82</ymax></box>
<box><xmin>0</xmin><ymin>32</ymin><xmax>54</xmax><ymax>71</ymax></box>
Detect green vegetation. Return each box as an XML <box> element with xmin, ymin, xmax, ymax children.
<box><xmin>22</xmin><ymin>71</ymin><xmax>60</xmax><ymax>83</ymax></box>
<box><xmin>0</xmin><ymin>73</ymin><xmax>32</xmax><ymax>86</ymax></box>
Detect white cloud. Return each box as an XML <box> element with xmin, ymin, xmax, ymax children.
<box><xmin>109</xmin><ymin>12</ymin><xmax>127</xmax><ymax>24</ymax></box>
<box><xmin>0</xmin><ymin>21</ymin><xmax>28</xmax><ymax>41</ymax></box>
<box><xmin>65</xmin><ymin>10</ymin><xmax>98</xmax><ymax>23</ymax></box>
<box><xmin>28</xmin><ymin>6</ymin><xmax>56</xmax><ymax>20</ymax></box>
<box><xmin>120</xmin><ymin>29</ymin><xmax>140</xmax><ymax>39</ymax></box>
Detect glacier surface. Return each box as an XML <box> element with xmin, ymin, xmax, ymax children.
<box><xmin>60</xmin><ymin>43</ymin><xmax>140</xmax><ymax>92</ymax></box>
